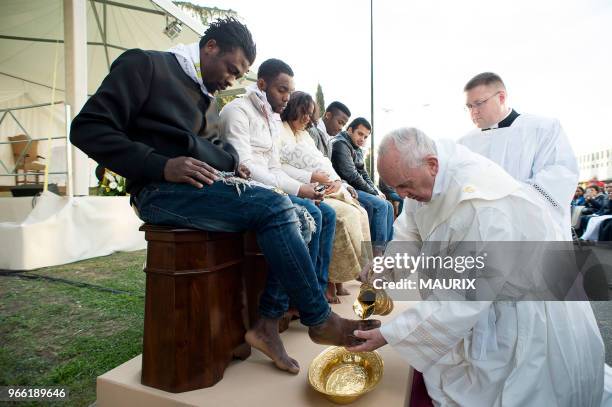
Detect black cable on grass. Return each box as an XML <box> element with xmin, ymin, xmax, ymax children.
<box><xmin>0</xmin><ymin>270</ymin><xmax>144</xmax><ymax>298</ymax></box>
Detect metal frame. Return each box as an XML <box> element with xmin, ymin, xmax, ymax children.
<box><xmin>0</xmin><ymin>102</ymin><xmax>71</xmax><ymax>193</ymax></box>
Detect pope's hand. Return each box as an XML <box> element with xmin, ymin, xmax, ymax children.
<box><xmin>346</xmin><ymin>328</ymin><xmax>387</xmax><ymax>352</ymax></box>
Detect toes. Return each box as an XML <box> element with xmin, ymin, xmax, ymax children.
<box><xmin>358</xmin><ymin>319</ymin><xmax>381</xmax><ymax>330</ymax></box>
<box><xmin>290</xmin><ymin>357</ymin><xmax>300</xmax><ymax>370</ymax></box>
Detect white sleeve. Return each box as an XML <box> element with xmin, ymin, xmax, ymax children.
<box><xmin>269</xmin><ymin>137</ymin><xmax>302</xmax><ymax>195</ymax></box>
<box><xmin>528</xmin><ymin>119</ymin><xmax>579</xmax><ymax>210</ymax></box>
<box><xmin>281</xmin><ymin>163</ymin><xmax>312</xmax><ymax>184</ymax></box>
<box><xmin>380</xmin><ymin>204</ymin><xmax>520</xmax><ymax>372</ymax></box>
<box><xmin>220</xmin><ymin>103</ymin><xmax>279</xmax><ymax>187</ymax></box>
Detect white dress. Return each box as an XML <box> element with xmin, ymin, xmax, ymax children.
<box><xmin>383</xmin><ymin>140</ymin><xmax>604</xmax><ymax>407</ymax></box>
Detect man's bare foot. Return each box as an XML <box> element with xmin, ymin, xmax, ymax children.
<box><xmin>245</xmin><ymin>318</ymin><xmax>300</xmax><ymax>374</ymax></box>
<box><xmin>335</xmin><ymin>283</ymin><xmax>350</xmax><ymax>296</ymax></box>
<box><xmin>287</xmin><ymin>307</ymin><xmax>300</xmax><ymax>320</ymax></box>
<box><xmin>308</xmin><ymin>312</ymin><xmax>381</xmax><ymax>347</ymax></box>
<box><xmin>326</xmin><ymin>282</ymin><xmax>340</xmax><ymax>304</ymax></box>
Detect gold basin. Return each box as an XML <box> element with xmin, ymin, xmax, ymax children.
<box><xmin>308</xmin><ymin>346</ymin><xmax>384</xmax><ymax>404</ymax></box>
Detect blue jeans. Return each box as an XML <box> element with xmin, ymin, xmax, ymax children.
<box><xmin>357</xmin><ymin>190</ymin><xmax>394</xmax><ymax>247</ymax></box>
<box><xmin>289</xmin><ymin>196</ymin><xmax>336</xmax><ymax>293</ymax></box>
<box><xmin>387</xmin><ymin>191</ymin><xmax>404</xmax><ymax>214</ymax></box>
<box><xmin>134</xmin><ymin>181</ymin><xmax>331</xmax><ymax>326</ymax></box>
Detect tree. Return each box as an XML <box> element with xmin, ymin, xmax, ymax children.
<box><xmin>315</xmin><ymin>83</ymin><xmax>325</xmax><ymax>118</ymax></box>
<box><xmin>364</xmin><ymin>150</ymin><xmax>375</xmax><ymax>182</ymax></box>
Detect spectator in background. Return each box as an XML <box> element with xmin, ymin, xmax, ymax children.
<box><xmin>588</xmin><ymin>176</ymin><xmax>605</xmax><ymax>189</ymax></box>
<box><xmin>581</xmin><ymin>185</ymin><xmax>612</xmax><ymax>240</ymax></box>
<box><xmin>571</xmin><ymin>186</ymin><xmax>585</xmax><ymax>206</ymax></box>
<box><xmin>583</xmin><ymin>185</ymin><xmax>607</xmax><ymax>215</ymax></box>
<box><xmin>331</xmin><ymin>117</ymin><xmax>394</xmax><ymax>252</ymax></box>
<box><xmin>578</xmin><ymin>185</ymin><xmax>609</xmax><ymax>234</ymax></box>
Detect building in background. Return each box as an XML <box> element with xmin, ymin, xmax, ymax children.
<box><xmin>578</xmin><ymin>147</ymin><xmax>612</xmax><ymax>183</ymax></box>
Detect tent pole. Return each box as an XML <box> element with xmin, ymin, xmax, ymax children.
<box><xmin>64</xmin><ymin>0</ymin><xmax>89</xmax><ymax>196</ymax></box>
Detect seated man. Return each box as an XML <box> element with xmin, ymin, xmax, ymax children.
<box><xmin>350</xmin><ymin>127</ymin><xmax>604</xmax><ymax>407</ymax></box>
<box><xmin>308</xmin><ymin>101</ymin><xmax>351</xmax><ymax>157</ymax></box>
<box><xmin>578</xmin><ymin>185</ymin><xmax>609</xmax><ymax>233</ymax></box>
<box><xmin>219</xmin><ymin>58</ymin><xmax>336</xmax><ymax>297</ymax></box>
<box><xmin>331</xmin><ymin>117</ymin><xmax>394</xmax><ymax>249</ymax></box>
<box><xmin>69</xmin><ymin>17</ymin><xmax>378</xmax><ymax>375</ymax></box>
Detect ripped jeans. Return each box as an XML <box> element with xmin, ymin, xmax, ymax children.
<box><xmin>133</xmin><ymin>180</ymin><xmax>331</xmax><ymax>326</ymax></box>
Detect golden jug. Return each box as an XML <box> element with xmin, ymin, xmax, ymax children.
<box><xmin>352</xmin><ymin>283</ymin><xmax>394</xmax><ymax>319</ymax></box>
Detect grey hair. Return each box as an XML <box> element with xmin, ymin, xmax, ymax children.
<box><xmin>378</xmin><ymin>127</ymin><xmax>437</xmax><ymax>168</ymax></box>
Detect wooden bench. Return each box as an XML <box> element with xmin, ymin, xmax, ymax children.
<box><xmin>139</xmin><ymin>224</ymin><xmax>267</xmax><ymax>393</ymax></box>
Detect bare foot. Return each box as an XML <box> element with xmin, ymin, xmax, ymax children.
<box><xmin>245</xmin><ymin>318</ymin><xmax>300</xmax><ymax>374</ymax></box>
<box><xmin>335</xmin><ymin>283</ymin><xmax>350</xmax><ymax>296</ymax></box>
<box><xmin>308</xmin><ymin>312</ymin><xmax>381</xmax><ymax>347</ymax></box>
<box><xmin>287</xmin><ymin>307</ymin><xmax>300</xmax><ymax>320</ymax></box>
<box><xmin>326</xmin><ymin>282</ymin><xmax>340</xmax><ymax>304</ymax></box>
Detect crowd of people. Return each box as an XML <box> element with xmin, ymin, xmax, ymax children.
<box><xmin>572</xmin><ymin>178</ymin><xmax>612</xmax><ymax>241</ymax></box>
<box><xmin>69</xmin><ymin>17</ymin><xmax>607</xmax><ymax>406</ymax></box>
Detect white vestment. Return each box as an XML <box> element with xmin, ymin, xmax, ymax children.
<box><xmin>459</xmin><ymin>113</ymin><xmax>579</xmax><ymax>239</ymax></box>
<box><xmin>383</xmin><ymin>140</ymin><xmax>604</xmax><ymax>407</ymax></box>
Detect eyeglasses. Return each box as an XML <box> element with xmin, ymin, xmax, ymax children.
<box><xmin>465</xmin><ymin>91</ymin><xmax>500</xmax><ymax>111</ymax></box>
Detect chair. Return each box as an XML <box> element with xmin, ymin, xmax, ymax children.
<box><xmin>8</xmin><ymin>134</ymin><xmax>45</xmax><ymax>185</ymax></box>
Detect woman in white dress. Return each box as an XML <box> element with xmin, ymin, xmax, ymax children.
<box><xmin>278</xmin><ymin>91</ymin><xmax>371</xmax><ymax>302</ymax></box>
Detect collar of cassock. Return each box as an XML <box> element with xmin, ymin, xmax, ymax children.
<box><xmin>481</xmin><ymin>109</ymin><xmax>520</xmax><ymax>131</ymax></box>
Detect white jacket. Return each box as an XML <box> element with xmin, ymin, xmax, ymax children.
<box><xmin>219</xmin><ymin>88</ymin><xmax>301</xmax><ymax>195</ymax></box>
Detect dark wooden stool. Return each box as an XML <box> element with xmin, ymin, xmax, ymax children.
<box><xmin>140</xmin><ymin>224</ymin><xmax>257</xmax><ymax>393</ymax></box>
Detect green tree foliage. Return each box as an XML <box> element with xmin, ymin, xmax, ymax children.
<box><xmin>315</xmin><ymin>83</ymin><xmax>325</xmax><ymax>118</ymax></box>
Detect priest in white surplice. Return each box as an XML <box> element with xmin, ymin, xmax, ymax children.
<box><xmin>458</xmin><ymin>72</ymin><xmax>578</xmax><ymax>239</ymax></box>
<box><xmin>349</xmin><ymin>128</ymin><xmax>604</xmax><ymax>407</ymax></box>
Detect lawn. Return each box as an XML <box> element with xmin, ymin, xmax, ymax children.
<box><xmin>0</xmin><ymin>250</ymin><xmax>147</xmax><ymax>407</ymax></box>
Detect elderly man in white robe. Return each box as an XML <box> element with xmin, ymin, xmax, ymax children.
<box><xmin>349</xmin><ymin>128</ymin><xmax>604</xmax><ymax>407</ymax></box>
<box><xmin>459</xmin><ymin>72</ymin><xmax>579</xmax><ymax>239</ymax></box>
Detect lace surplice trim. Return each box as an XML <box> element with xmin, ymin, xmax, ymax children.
<box><xmin>528</xmin><ymin>182</ymin><xmax>560</xmax><ymax>208</ymax></box>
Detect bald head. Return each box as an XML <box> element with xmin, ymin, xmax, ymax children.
<box><xmin>377</xmin><ymin>128</ymin><xmax>439</xmax><ymax>202</ymax></box>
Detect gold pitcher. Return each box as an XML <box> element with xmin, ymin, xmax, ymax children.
<box><xmin>352</xmin><ymin>283</ymin><xmax>394</xmax><ymax>319</ymax></box>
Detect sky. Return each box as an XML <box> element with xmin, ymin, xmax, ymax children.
<box><xmin>194</xmin><ymin>0</ymin><xmax>612</xmax><ymax>157</ymax></box>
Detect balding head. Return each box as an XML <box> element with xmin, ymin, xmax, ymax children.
<box><xmin>377</xmin><ymin>127</ymin><xmax>439</xmax><ymax>202</ymax></box>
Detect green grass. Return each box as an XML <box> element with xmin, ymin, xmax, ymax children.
<box><xmin>0</xmin><ymin>250</ymin><xmax>147</xmax><ymax>407</ymax></box>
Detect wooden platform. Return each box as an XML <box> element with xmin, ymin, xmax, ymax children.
<box><xmin>97</xmin><ymin>281</ymin><xmax>415</xmax><ymax>406</ymax></box>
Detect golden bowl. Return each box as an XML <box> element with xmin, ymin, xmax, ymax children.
<box><xmin>308</xmin><ymin>346</ymin><xmax>384</xmax><ymax>404</ymax></box>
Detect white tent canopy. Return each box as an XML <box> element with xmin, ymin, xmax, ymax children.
<box><xmin>0</xmin><ymin>0</ymin><xmax>208</xmax><ymax>270</ymax></box>
<box><xmin>0</xmin><ymin>0</ymin><xmax>204</xmax><ymax>187</ymax></box>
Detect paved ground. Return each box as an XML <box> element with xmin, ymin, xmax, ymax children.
<box><xmin>588</xmin><ymin>244</ymin><xmax>612</xmax><ymax>365</ymax></box>
<box><xmin>592</xmin><ymin>301</ymin><xmax>612</xmax><ymax>365</ymax></box>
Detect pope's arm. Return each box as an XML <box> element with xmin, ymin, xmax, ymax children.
<box><xmin>378</xmin><ymin>203</ymin><xmax>517</xmax><ymax>372</ymax></box>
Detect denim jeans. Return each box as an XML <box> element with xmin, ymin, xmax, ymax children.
<box><xmin>357</xmin><ymin>190</ymin><xmax>394</xmax><ymax>247</ymax></box>
<box><xmin>387</xmin><ymin>191</ymin><xmax>404</xmax><ymax>214</ymax></box>
<box><xmin>134</xmin><ymin>181</ymin><xmax>331</xmax><ymax>326</ymax></box>
<box><xmin>289</xmin><ymin>196</ymin><xmax>336</xmax><ymax>293</ymax></box>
